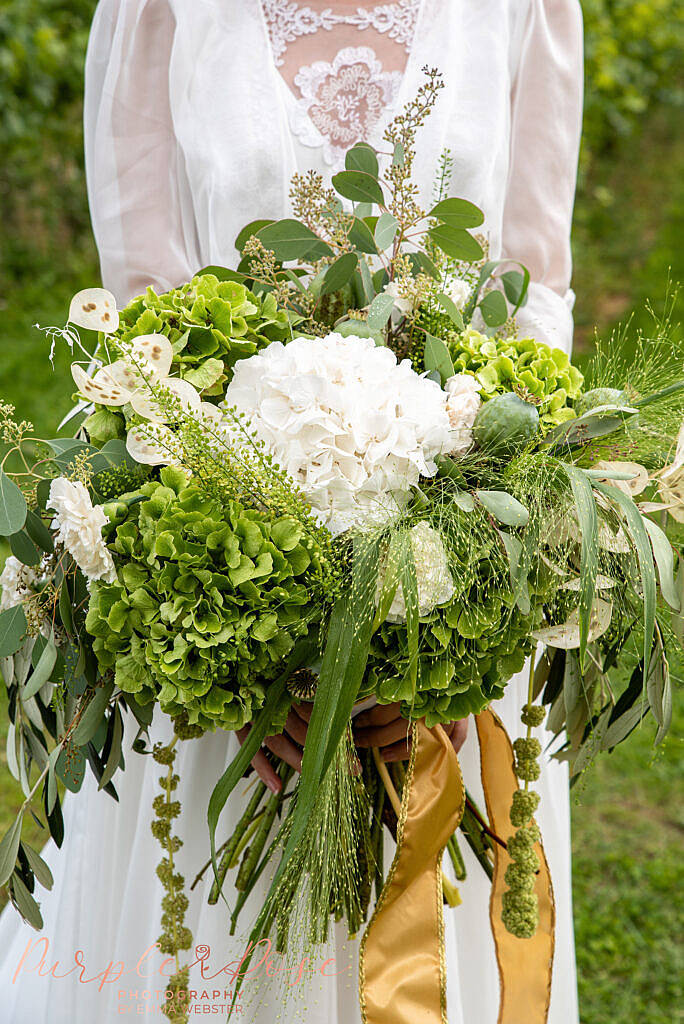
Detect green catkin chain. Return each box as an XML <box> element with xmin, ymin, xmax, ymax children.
<box><xmin>501</xmin><ymin>650</ymin><xmax>544</xmax><ymax>938</ymax></box>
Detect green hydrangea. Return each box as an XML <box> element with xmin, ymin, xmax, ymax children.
<box><xmin>114</xmin><ymin>273</ymin><xmax>295</xmax><ymax>397</ymax></box>
<box><xmin>85</xmin><ymin>466</ymin><xmax>317</xmax><ymax>731</ymax></box>
<box><xmin>448</xmin><ymin>328</ymin><xmax>584</xmax><ymax>428</ymax></box>
<box><xmin>366</xmin><ymin>579</ymin><xmax>544</xmax><ymax>727</ymax></box>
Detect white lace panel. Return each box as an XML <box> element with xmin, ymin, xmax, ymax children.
<box><xmin>261</xmin><ymin>1</ymin><xmax>422</xmax><ymax>168</ymax></box>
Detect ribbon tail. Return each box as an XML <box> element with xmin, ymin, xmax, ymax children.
<box><xmin>476</xmin><ymin>708</ymin><xmax>555</xmax><ymax>1024</ymax></box>
<box><xmin>359</xmin><ymin>721</ymin><xmax>465</xmax><ymax>1024</ymax></box>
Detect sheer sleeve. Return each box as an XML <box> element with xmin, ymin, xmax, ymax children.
<box><xmin>501</xmin><ymin>0</ymin><xmax>583</xmax><ymax>354</ymax></box>
<box><xmin>84</xmin><ymin>0</ymin><xmax>200</xmax><ymax>305</ymax></box>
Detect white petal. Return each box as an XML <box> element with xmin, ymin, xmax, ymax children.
<box><xmin>130</xmin><ymin>334</ymin><xmax>173</xmax><ymax>378</ymax></box>
<box><xmin>126</xmin><ymin>425</ymin><xmax>175</xmax><ymax>465</ymax></box>
<box><xmin>68</xmin><ymin>288</ymin><xmax>119</xmax><ymax>333</ymax></box>
<box><xmin>532</xmin><ymin>599</ymin><xmax>613</xmax><ymax>649</ymax></box>
<box><xmin>71</xmin><ymin>363</ymin><xmax>131</xmax><ymax>407</ymax></box>
<box><xmin>129</xmin><ymin>377</ymin><xmax>201</xmax><ymax>423</ymax></box>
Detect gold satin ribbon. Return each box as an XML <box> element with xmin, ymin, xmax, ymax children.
<box><xmin>359</xmin><ymin>710</ymin><xmax>555</xmax><ymax>1024</ymax></box>
<box><xmin>476</xmin><ymin>708</ymin><xmax>555</xmax><ymax>1024</ymax></box>
<box><xmin>359</xmin><ymin>720</ymin><xmax>465</xmax><ymax>1024</ymax></box>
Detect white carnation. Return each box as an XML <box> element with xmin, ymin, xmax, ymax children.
<box><xmin>220</xmin><ymin>334</ymin><xmax>453</xmax><ymax>536</ymax></box>
<box><xmin>48</xmin><ymin>478</ymin><xmax>117</xmax><ymax>583</ymax></box>
<box><xmin>0</xmin><ymin>556</ymin><xmax>37</xmax><ymax>611</ymax></box>
<box><xmin>378</xmin><ymin>522</ymin><xmax>455</xmax><ymax>623</ymax></box>
<box><xmin>444</xmin><ymin>374</ymin><xmax>481</xmax><ymax>455</ymax></box>
<box><xmin>447</xmin><ymin>279</ymin><xmax>471</xmax><ymax>311</ymax></box>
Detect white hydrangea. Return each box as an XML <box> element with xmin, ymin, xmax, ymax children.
<box><xmin>378</xmin><ymin>522</ymin><xmax>455</xmax><ymax>623</ymax></box>
<box><xmin>444</xmin><ymin>374</ymin><xmax>481</xmax><ymax>455</ymax></box>
<box><xmin>220</xmin><ymin>334</ymin><xmax>453</xmax><ymax>536</ymax></box>
<box><xmin>48</xmin><ymin>478</ymin><xmax>117</xmax><ymax>583</ymax></box>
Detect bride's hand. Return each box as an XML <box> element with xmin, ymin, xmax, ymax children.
<box><xmin>236</xmin><ymin>702</ymin><xmax>312</xmax><ymax>793</ymax></box>
<box><xmin>353</xmin><ymin>703</ymin><xmax>469</xmax><ymax>762</ymax></box>
<box><xmin>237</xmin><ymin>703</ymin><xmax>469</xmax><ymax>790</ymax></box>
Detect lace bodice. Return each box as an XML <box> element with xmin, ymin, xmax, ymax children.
<box><xmin>261</xmin><ymin>1</ymin><xmax>422</xmax><ymax>167</ymax></box>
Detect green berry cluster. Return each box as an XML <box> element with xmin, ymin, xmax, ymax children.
<box><xmin>151</xmin><ymin>737</ymin><xmax>193</xmax><ymax>1023</ymax></box>
<box><xmin>502</xmin><ymin>701</ymin><xmax>544</xmax><ymax>939</ymax></box>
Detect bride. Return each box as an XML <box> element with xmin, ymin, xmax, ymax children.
<box><xmin>0</xmin><ymin>1</ymin><xmax>582</xmax><ymax>1021</ymax></box>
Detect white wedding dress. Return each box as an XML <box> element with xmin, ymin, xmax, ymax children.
<box><xmin>0</xmin><ymin>2</ymin><xmax>583</xmax><ymax>1021</ymax></box>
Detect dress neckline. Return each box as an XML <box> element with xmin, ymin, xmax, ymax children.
<box><xmin>258</xmin><ymin>0</ymin><xmax>426</xmax><ymax>171</ymax></box>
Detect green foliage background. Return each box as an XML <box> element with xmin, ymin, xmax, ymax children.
<box><xmin>0</xmin><ymin>2</ymin><xmax>682</xmax><ymax>1022</ymax></box>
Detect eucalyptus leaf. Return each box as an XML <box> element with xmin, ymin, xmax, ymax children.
<box><xmin>347</xmin><ymin>217</ymin><xmax>378</xmax><ymax>254</ymax></box>
<box><xmin>392</xmin><ymin>142</ymin><xmax>405</xmax><ymax>166</ymax></box>
<box><xmin>476</xmin><ymin>490</ymin><xmax>529</xmax><ymax>527</ymax></box>
<box><xmin>500</xmin><ymin>270</ymin><xmax>528</xmax><ymax>309</ymax></box>
<box><xmin>22</xmin><ymin>638</ymin><xmax>57</xmax><ymax>701</ymax></box>
<box><xmin>6</xmin><ymin>721</ymin><xmax>19</xmax><ymax>781</ymax></box>
<box><xmin>23</xmin><ymin>843</ymin><xmax>54</xmax><ymax>891</ymax></box>
<box><xmin>56</xmin><ymin>744</ymin><xmax>86</xmax><ymax>793</ymax></box>
<box><xmin>602</xmin><ymin>700</ymin><xmax>648</xmax><ymax>750</ymax></box>
<box><xmin>345</xmin><ymin>142</ymin><xmax>378</xmax><ymax>177</ymax></box>
<box><xmin>24</xmin><ymin>509</ymin><xmax>54</xmax><ymax>554</ymax></box>
<box><xmin>374</xmin><ymin>212</ymin><xmax>399</xmax><ymax>251</ymax></box>
<box><xmin>335</xmin><ymin>320</ymin><xmax>384</xmax><ymax>344</ymax></box>
<box><xmin>409</xmin><ymin>251</ymin><xmax>441</xmax><ymax>281</ymax></box>
<box><xmin>9</xmin><ymin>529</ymin><xmax>40</xmax><ymax>567</ymax></box>
<box><xmin>366</xmin><ymin>292</ymin><xmax>395</xmax><ymax>330</ymax></box>
<box><xmin>332</xmin><ymin>170</ymin><xmax>384</xmax><ymax>206</ymax></box>
<box><xmin>563</xmin><ymin>651</ymin><xmax>583</xmax><ymax>717</ymax></box>
<box><xmin>429</xmin><ymin>197</ymin><xmax>484</xmax><ymax>228</ymax></box>
<box><xmin>358</xmin><ymin>259</ymin><xmax>375</xmax><ymax>304</ymax></box>
<box><xmin>643</xmin><ymin>517</ymin><xmax>680</xmax><ymax>610</ymax></box>
<box><xmin>10</xmin><ymin>872</ymin><xmax>43</xmax><ymax>930</ymax></box>
<box><xmin>499</xmin><ymin>531</ymin><xmax>530</xmax><ymax>613</ymax></box>
<box><xmin>320</xmin><ymin>253</ymin><xmax>358</xmax><ymax>295</ymax></box>
<box><xmin>436</xmin><ymin>292</ymin><xmax>465</xmax><ymax>329</ymax></box>
<box><xmin>594</xmin><ymin>482</ymin><xmax>657</xmax><ymax>681</ymax></box>
<box><xmin>428</xmin><ymin>224</ymin><xmax>483</xmax><ymax>262</ymax></box>
<box><xmin>99</xmin><ymin>706</ymin><xmax>124</xmax><ymax>790</ymax></box>
<box><xmin>0</xmin><ymin>470</ymin><xmax>27</xmax><ymax>536</ymax></box>
<box><xmin>434</xmin><ymin>456</ymin><xmax>468</xmax><ymax>488</ymax></box>
<box><xmin>257</xmin><ymin>219</ymin><xmax>332</xmax><ymax>261</ymax></box>
<box><xmin>0</xmin><ymin>813</ymin><xmax>23</xmax><ymax>887</ymax></box>
<box><xmin>196</xmin><ymin>265</ymin><xmax>246</xmax><ymax>284</ymax></box>
<box><xmin>0</xmin><ymin>605</ymin><xmax>27</xmax><ymax>658</ymax></box>
<box><xmin>424</xmin><ymin>334</ymin><xmax>455</xmax><ymax>383</ymax></box>
<box><xmin>71</xmin><ymin>680</ymin><xmax>115</xmax><ymax>747</ymax></box>
<box><xmin>478</xmin><ymin>290</ymin><xmax>508</xmax><ymax>327</ymax></box>
<box><xmin>234</xmin><ymin>219</ymin><xmax>275</xmax><ymax>252</ymax></box>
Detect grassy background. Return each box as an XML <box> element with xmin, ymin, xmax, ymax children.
<box><xmin>1</xmin><ymin>32</ymin><xmax>683</xmax><ymax>1024</ymax></box>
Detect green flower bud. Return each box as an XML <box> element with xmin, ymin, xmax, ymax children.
<box><xmin>510</xmin><ymin>789</ymin><xmax>540</xmax><ymax>827</ymax></box>
<box><xmin>521</xmin><ymin>703</ymin><xmax>545</xmax><ymax>727</ymax></box>
<box><xmin>504</xmin><ymin>861</ymin><xmax>536</xmax><ymax>893</ymax></box>
<box><xmin>513</xmin><ymin>737</ymin><xmax>542</xmax><ymax>760</ymax></box>
<box><xmin>502</xmin><ymin>890</ymin><xmax>539</xmax><ymax>938</ymax></box>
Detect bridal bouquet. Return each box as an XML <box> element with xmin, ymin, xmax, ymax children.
<box><xmin>1</xmin><ymin>72</ymin><xmax>681</xmax><ymax>1022</ymax></box>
